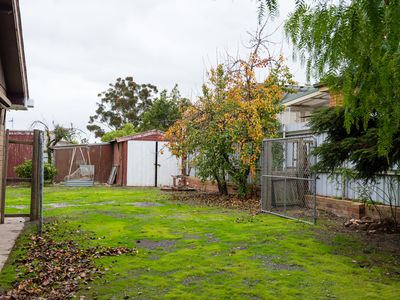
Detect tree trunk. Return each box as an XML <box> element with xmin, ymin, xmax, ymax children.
<box><xmin>213</xmin><ymin>171</ymin><xmax>228</xmax><ymax>196</ymax></box>
<box><xmin>47</xmin><ymin>147</ymin><xmax>53</xmax><ymax>164</ymax></box>
<box><xmin>231</xmin><ymin>168</ymin><xmax>250</xmax><ymax>199</ymax></box>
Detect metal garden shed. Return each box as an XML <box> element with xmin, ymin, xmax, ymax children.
<box><xmin>54</xmin><ymin>130</ymin><xmax>181</xmax><ymax>187</ymax></box>
<box><xmin>113</xmin><ymin>130</ymin><xmax>180</xmax><ymax>187</ymax></box>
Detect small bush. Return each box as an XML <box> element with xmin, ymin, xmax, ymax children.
<box><xmin>14</xmin><ymin>160</ymin><xmax>57</xmax><ymax>182</ymax></box>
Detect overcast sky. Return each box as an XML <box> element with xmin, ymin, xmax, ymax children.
<box><xmin>9</xmin><ymin>0</ymin><xmax>306</xmax><ymax>141</ymax></box>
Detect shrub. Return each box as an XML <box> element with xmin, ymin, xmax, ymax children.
<box><xmin>14</xmin><ymin>160</ymin><xmax>57</xmax><ymax>182</ymax></box>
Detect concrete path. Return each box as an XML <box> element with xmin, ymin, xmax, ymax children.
<box><xmin>0</xmin><ymin>218</ymin><xmax>25</xmax><ymax>272</ymax></box>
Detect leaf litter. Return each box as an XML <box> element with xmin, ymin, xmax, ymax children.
<box><xmin>170</xmin><ymin>192</ymin><xmax>261</xmax><ymax>215</ymax></box>
<box><xmin>0</xmin><ymin>222</ymin><xmax>137</xmax><ymax>300</ymax></box>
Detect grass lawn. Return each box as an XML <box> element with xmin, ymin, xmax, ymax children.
<box><xmin>1</xmin><ymin>186</ymin><xmax>399</xmax><ymax>299</ymax></box>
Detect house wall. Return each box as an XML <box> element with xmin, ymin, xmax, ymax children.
<box><xmin>280</xmin><ymin>107</ymin><xmax>313</xmax><ymax>126</ymax></box>
<box><xmin>54</xmin><ymin>144</ymin><xmax>113</xmax><ymax>183</ymax></box>
<box><xmin>0</xmin><ymin>56</ymin><xmax>6</xmax><ymax>98</ymax></box>
<box><xmin>279</xmin><ymin>108</ymin><xmax>302</xmax><ymax>125</ymax></box>
<box><xmin>282</xmin><ymin>129</ymin><xmax>400</xmax><ymax>206</ymax></box>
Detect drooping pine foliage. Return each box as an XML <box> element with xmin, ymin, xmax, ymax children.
<box><xmin>256</xmin><ymin>0</ymin><xmax>305</xmax><ymax>21</ymax></box>
<box><xmin>257</xmin><ymin>0</ymin><xmax>279</xmax><ymax>21</ymax></box>
<box><xmin>285</xmin><ymin>0</ymin><xmax>400</xmax><ymax>157</ymax></box>
<box><xmin>309</xmin><ymin>107</ymin><xmax>400</xmax><ymax>180</ymax></box>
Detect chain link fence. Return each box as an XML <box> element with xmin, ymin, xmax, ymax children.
<box><xmin>261</xmin><ymin>136</ymin><xmax>317</xmax><ymax>224</ymax></box>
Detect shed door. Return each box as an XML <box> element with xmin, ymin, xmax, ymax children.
<box><xmin>157</xmin><ymin>142</ymin><xmax>180</xmax><ymax>186</ymax></box>
<box><xmin>126</xmin><ymin>141</ymin><xmax>155</xmax><ymax>186</ymax></box>
<box><xmin>126</xmin><ymin>141</ymin><xmax>180</xmax><ymax>187</ymax></box>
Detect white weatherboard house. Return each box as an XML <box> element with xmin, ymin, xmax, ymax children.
<box><xmin>279</xmin><ymin>85</ymin><xmax>331</xmax><ymax>137</ymax></box>
<box><xmin>279</xmin><ymin>85</ymin><xmax>396</xmax><ymax>205</ymax></box>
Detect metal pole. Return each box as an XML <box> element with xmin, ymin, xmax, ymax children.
<box><xmin>38</xmin><ymin>132</ymin><xmax>44</xmax><ymax>233</ymax></box>
<box><xmin>261</xmin><ymin>210</ymin><xmax>315</xmax><ymax>225</ymax></box>
<box><xmin>31</xmin><ymin>130</ymin><xmax>39</xmax><ymax>221</ymax></box>
<box><xmin>284</xmin><ymin>140</ymin><xmax>288</xmax><ymax>215</ymax></box>
<box><xmin>312</xmin><ymin>137</ymin><xmax>317</xmax><ymax>225</ymax></box>
<box><xmin>260</xmin><ymin>141</ymin><xmax>266</xmax><ymax>210</ymax></box>
<box><xmin>154</xmin><ymin>142</ymin><xmax>158</xmax><ymax>187</ymax></box>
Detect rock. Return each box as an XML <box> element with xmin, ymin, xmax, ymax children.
<box><xmin>349</xmin><ymin>223</ymin><xmax>358</xmax><ymax>230</ymax></box>
<box><xmin>358</xmin><ymin>223</ymin><xmax>369</xmax><ymax>231</ymax></box>
<box><xmin>368</xmin><ymin>223</ymin><xmax>382</xmax><ymax>231</ymax></box>
<box><xmin>344</xmin><ymin>220</ymin><xmax>352</xmax><ymax>227</ymax></box>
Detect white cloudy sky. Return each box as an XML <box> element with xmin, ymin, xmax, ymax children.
<box><xmin>9</xmin><ymin>0</ymin><xmax>307</xmax><ymax>141</ymax></box>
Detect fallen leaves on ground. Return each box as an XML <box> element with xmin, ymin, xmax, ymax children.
<box><xmin>170</xmin><ymin>192</ymin><xmax>261</xmax><ymax>215</ymax></box>
<box><xmin>0</xmin><ymin>223</ymin><xmax>137</xmax><ymax>300</ymax></box>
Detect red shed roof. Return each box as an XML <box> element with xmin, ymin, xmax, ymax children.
<box><xmin>115</xmin><ymin>130</ymin><xmax>166</xmax><ymax>143</ymax></box>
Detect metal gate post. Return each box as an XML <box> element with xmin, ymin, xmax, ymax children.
<box><xmin>39</xmin><ymin>131</ymin><xmax>44</xmax><ymax>233</ymax></box>
<box><xmin>30</xmin><ymin>130</ymin><xmax>40</xmax><ymax>221</ymax></box>
<box><xmin>283</xmin><ymin>140</ymin><xmax>288</xmax><ymax>215</ymax></box>
<box><xmin>261</xmin><ymin>141</ymin><xmax>266</xmax><ymax>210</ymax></box>
<box><xmin>312</xmin><ymin>137</ymin><xmax>317</xmax><ymax>224</ymax></box>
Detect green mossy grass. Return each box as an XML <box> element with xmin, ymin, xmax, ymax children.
<box><xmin>0</xmin><ymin>186</ymin><xmax>399</xmax><ymax>299</ymax></box>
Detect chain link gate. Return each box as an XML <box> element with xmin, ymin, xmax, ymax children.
<box><xmin>261</xmin><ymin>136</ymin><xmax>317</xmax><ymax>224</ymax></box>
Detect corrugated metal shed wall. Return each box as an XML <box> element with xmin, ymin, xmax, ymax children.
<box><xmin>54</xmin><ymin>144</ymin><xmax>113</xmax><ymax>183</ymax></box>
<box><xmin>7</xmin><ymin>130</ymin><xmax>33</xmax><ymax>178</ymax></box>
<box><xmin>116</xmin><ymin>131</ymin><xmax>167</xmax><ymax>186</ymax></box>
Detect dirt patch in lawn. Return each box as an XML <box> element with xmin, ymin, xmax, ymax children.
<box><xmin>251</xmin><ymin>255</ymin><xmax>304</xmax><ymax>271</ymax></box>
<box><xmin>128</xmin><ymin>202</ymin><xmax>164</xmax><ymax>207</ymax></box>
<box><xmin>170</xmin><ymin>192</ymin><xmax>260</xmax><ymax>215</ymax></box>
<box><xmin>205</xmin><ymin>233</ymin><xmax>220</xmax><ymax>243</ymax></box>
<box><xmin>46</xmin><ymin>201</ymin><xmax>116</xmax><ymax>209</ymax></box>
<box><xmin>182</xmin><ymin>275</ymin><xmax>203</xmax><ymax>286</ymax></box>
<box><xmin>317</xmin><ymin>212</ymin><xmax>400</xmax><ymax>256</ymax></box>
<box><xmin>99</xmin><ymin>211</ymin><xmax>130</xmax><ymax>219</ymax></box>
<box><xmin>135</xmin><ymin>239</ymin><xmax>176</xmax><ymax>250</ymax></box>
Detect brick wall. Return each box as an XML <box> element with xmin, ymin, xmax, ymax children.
<box><xmin>365</xmin><ymin>204</ymin><xmax>400</xmax><ymax>220</ymax></box>
<box><xmin>187</xmin><ymin>176</ymin><xmax>237</xmax><ymax>194</ymax></box>
<box><xmin>306</xmin><ymin>195</ymin><xmax>399</xmax><ymax>220</ymax></box>
<box><xmin>307</xmin><ymin>195</ymin><xmax>365</xmax><ymax>219</ymax></box>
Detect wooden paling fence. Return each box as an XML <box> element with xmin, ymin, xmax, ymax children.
<box><xmin>0</xmin><ymin>129</ymin><xmax>44</xmax><ymax>227</ymax></box>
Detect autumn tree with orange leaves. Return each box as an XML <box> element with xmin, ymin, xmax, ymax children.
<box><xmin>167</xmin><ymin>27</ymin><xmax>295</xmax><ymax>197</ymax></box>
